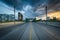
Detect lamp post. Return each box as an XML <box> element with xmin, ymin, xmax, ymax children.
<box><xmin>14</xmin><ymin>5</ymin><xmax>15</xmax><ymax>24</ymax></box>
<box><xmin>45</xmin><ymin>5</ymin><xmax>47</xmax><ymax>24</ymax></box>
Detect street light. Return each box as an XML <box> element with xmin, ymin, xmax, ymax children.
<box><xmin>14</xmin><ymin>5</ymin><xmax>15</xmax><ymax>24</ymax></box>
<box><xmin>45</xmin><ymin>5</ymin><xmax>47</xmax><ymax>24</ymax></box>
<box><xmin>13</xmin><ymin>0</ymin><xmax>19</xmax><ymax>24</ymax></box>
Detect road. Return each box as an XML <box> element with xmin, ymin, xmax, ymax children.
<box><xmin>0</xmin><ymin>22</ymin><xmax>60</xmax><ymax>40</ymax></box>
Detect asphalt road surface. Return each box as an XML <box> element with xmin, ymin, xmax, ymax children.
<box><xmin>0</xmin><ymin>22</ymin><xmax>60</xmax><ymax>40</ymax></box>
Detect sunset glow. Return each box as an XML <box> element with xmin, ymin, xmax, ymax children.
<box><xmin>41</xmin><ymin>11</ymin><xmax>60</xmax><ymax>20</ymax></box>
<box><xmin>48</xmin><ymin>11</ymin><xmax>60</xmax><ymax>20</ymax></box>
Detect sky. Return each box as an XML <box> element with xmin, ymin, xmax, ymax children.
<box><xmin>0</xmin><ymin>0</ymin><xmax>60</xmax><ymax>20</ymax></box>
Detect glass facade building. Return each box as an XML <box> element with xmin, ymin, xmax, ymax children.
<box><xmin>0</xmin><ymin>14</ymin><xmax>14</xmax><ymax>22</ymax></box>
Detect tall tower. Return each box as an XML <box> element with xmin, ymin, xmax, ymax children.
<box><xmin>18</xmin><ymin>12</ymin><xmax>23</xmax><ymax>21</ymax></box>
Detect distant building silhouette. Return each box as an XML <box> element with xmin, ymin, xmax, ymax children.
<box><xmin>47</xmin><ymin>17</ymin><xmax>50</xmax><ymax>20</ymax></box>
<box><xmin>0</xmin><ymin>14</ymin><xmax>14</xmax><ymax>22</ymax></box>
<box><xmin>0</xmin><ymin>14</ymin><xmax>2</xmax><ymax>22</ymax></box>
<box><xmin>25</xmin><ymin>18</ymin><xmax>36</xmax><ymax>22</ymax></box>
<box><xmin>53</xmin><ymin>17</ymin><xmax>57</xmax><ymax>20</ymax></box>
<box><xmin>18</xmin><ymin>12</ymin><xmax>23</xmax><ymax>21</ymax></box>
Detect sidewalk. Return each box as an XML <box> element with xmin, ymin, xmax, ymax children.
<box><xmin>0</xmin><ymin>21</ymin><xmax>24</xmax><ymax>28</ymax></box>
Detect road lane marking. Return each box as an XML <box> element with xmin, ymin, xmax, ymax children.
<box><xmin>42</xmin><ymin>27</ymin><xmax>60</xmax><ymax>40</ymax></box>
<box><xmin>36</xmin><ymin>23</ymin><xmax>60</xmax><ymax>40</ymax></box>
<box><xmin>29</xmin><ymin>23</ymin><xmax>33</xmax><ymax>40</ymax></box>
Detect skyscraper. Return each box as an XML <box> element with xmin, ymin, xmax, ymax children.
<box><xmin>18</xmin><ymin>12</ymin><xmax>23</xmax><ymax>21</ymax></box>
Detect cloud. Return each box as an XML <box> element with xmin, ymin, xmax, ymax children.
<box><xmin>0</xmin><ymin>2</ymin><xmax>14</xmax><ymax>14</ymax></box>
<box><xmin>23</xmin><ymin>5</ymin><xmax>32</xmax><ymax>11</ymax></box>
<box><xmin>0</xmin><ymin>0</ymin><xmax>60</xmax><ymax>20</ymax></box>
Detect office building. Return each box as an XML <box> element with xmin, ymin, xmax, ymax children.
<box><xmin>0</xmin><ymin>14</ymin><xmax>14</xmax><ymax>22</ymax></box>
<box><xmin>18</xmin><ymin>12</ymin><xmax>23</xmax><ymax>21</ymax></box>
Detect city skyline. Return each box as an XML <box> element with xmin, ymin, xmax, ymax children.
<box><xmin>0</xmin><ymin>0</ymin><xmax>60</xmax><ymax>20</ymax></box>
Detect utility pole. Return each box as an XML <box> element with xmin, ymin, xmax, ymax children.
<box><xmin>45</xmin><ymin>6</ymin><xmax>47</xmax><ymax>24</ymax></box>
<box><xmin>14</xmin><ymin>5</ymin><xmax>15</xmax><ymax>24</ymax></box>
